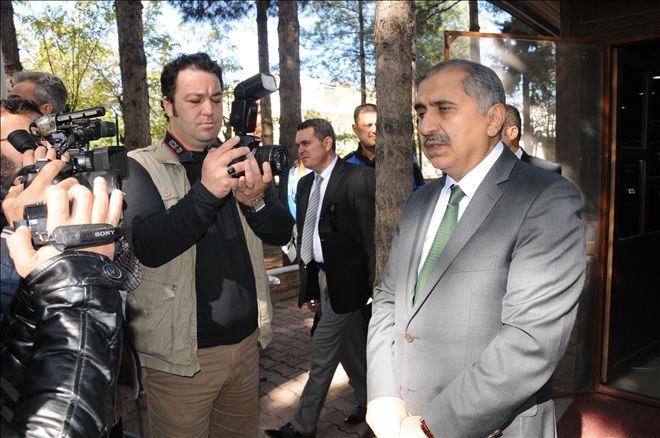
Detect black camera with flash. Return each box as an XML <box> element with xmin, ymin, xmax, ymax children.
<box><xmin>227</xmin><ymin>73</ymin><xmax>289</xmax><ymax>177</ymax></box>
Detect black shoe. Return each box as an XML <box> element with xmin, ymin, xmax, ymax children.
<box><xmin>344</xmin><ymin>405</ymin><xmax>367</xmax><ymax>424</ymax></box>
<box><xmin>264</xmin><ymin>422</ymin><xmax>315</xmax><ymax>438</ymax></box>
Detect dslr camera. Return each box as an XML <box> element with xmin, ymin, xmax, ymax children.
<box><xmin>227</xmin><ymin>73</ymin><xmax>289</xmax><ymax>177</ymax></box>
<box><xmin>8</xmin><ymin>106</ymin><xmax>128</xmax><ymax>192</ymax></box>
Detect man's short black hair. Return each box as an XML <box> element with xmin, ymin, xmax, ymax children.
<box><xmin>297</xmin><ymin>118</ymin><xmax>336</xmax><ymax>151</ymax></box>
<box><xmin>353</xmin><ymin>103</ymin><xmax>377</xmax><ymax>124</ymax></box>
<box><xmin>503</xmin><ymin>104</ymin><xmax>522</xmax><ymax>130</ymax></box>
<box><xmin>0</xmin><ymin>97</ymin><xmax>42</xmax><ymax>116</ymax></box>
<box><xmin>160</xmin><ymin>52</ymin><xmax>224</xmax><ymax>105</ymax></box>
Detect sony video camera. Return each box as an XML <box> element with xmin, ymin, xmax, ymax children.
<box><xmin>227</xmin><ymin>73</ymin><xmax>289</xmax><ymax>177</ymax></box>
<box><xmin>8</xmin><ymin>106</ymin><xmax>128</xmax><ymax>192</ymax></box>
<box><xmin>6</xmin><ymin>106</ymin><xmax>127</xmax><ymax>250</ymax></box>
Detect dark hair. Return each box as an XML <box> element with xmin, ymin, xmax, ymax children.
<box><xmin>160</xmin><ymin>52</ymin><xmax>224</xmax><ymax>105</ymax></box>
<box><xmin>11</xmin><ymin>71</ymin><xmax>67</xmax><ymax>113</ymax></box>
<box><xmin>420</xmin><ymin>59</ymin><xmax>505</xmax><ymax>115</ymax></box>
<box><xmin>297</xmin><ymin>118</ymin><xmax>336</xmax><ymax>151</ymax></box>
<box><xmin>0</xmin><ymin>97</ymin><xmax>43</xmax><ymax>116</ymax></box>
<box><xmin>353</xmin><ymin>103</ymin><xmax>377</xmax><ymax>124</ymax></box>
<box><xmin>503</xmin><ymin>104</ymin><xmax>522</xmax><ymax>130</ymax></box>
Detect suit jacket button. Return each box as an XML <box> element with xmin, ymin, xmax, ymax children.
<box><xmin>404</xmin><ymin>332</ymin><xmax>414</xmax><ymax>343</ymax></box>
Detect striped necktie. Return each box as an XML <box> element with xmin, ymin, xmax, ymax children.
<box><xmin>300</xmin><ymin>174</ymin><xmax>323</xmax><ymax>265</ymax></box>
<box><xmin>414</xmin><ymin>184</ymin><xmax>465</xmax><ymax>303</ymax></box>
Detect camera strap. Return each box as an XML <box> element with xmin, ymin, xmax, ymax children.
<box><xmin>163</xmin><ymin>132</ymin><xmax>220</xmax><ymax>163</ymax></box>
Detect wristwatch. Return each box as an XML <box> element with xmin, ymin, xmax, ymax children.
<box><xmin>420</xmin><ymin>418</ymin><xmax>435</xmax><ymax>438</ymax></box>
<box><xmin>247</xmin><ymin>195</ymin><xmax>266</xmax><ymax>213</ymax></box>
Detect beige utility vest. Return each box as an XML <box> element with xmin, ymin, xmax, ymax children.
<box><xmin>127</xmin><ymin>142</ymin><xmax>272</xmax><ymax>376</ymax></box>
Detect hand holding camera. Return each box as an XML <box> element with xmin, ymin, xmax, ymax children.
<box><xmin>2</xmin><ymin>160</ymin><xmax>78</xmax><ymax>225</ymax></box>
<box><xmin>6</xmin><ymin>177</ymin><xmax>123</xmax><ymax>278</ymax></box>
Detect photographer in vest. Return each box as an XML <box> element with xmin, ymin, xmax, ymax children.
<box><xmin>121</xmin><ymin>52</ymin><xmax>294</xmax><ymax>437</ymax></box>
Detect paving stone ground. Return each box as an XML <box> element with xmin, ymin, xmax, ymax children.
<box><xmin>119</xmin><ymin>295</ymin><xmax>372</xmax><ymax>437</ymax></box>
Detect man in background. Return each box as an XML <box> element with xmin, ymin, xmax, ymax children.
<box><xmin>266</xmin><ymin>119</ymin><xmax>375</xmax><ymax>438</ymax></box>
<box><xmin>344</xmin><ymin>103</ymin><xmax>425</xmax><ymax>190</ymax></box>
<box><xmin>10</xmin><ymin>70</ymin><xmax>67</xmax><ymax>115</ymax></box>
<box><xmin>501</xmin><ymin>104</ymin><xmax>562</xmax><ymax>174</ymax></box>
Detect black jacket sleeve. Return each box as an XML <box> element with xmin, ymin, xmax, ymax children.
<box><xmin>0</xmin><ymin>252</ymin><xmax>125</xmax><ymax>438</ymax></box>
<box><xmin>239</xmin><ymin>186</ymin><xmax>294</xmax><ymax>246</ymax></box>
<box><xmin>121</xmin><ymin>157</ymin><xmax>229</xmax><ymax>267</ymax></box>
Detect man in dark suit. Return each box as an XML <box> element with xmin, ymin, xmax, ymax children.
<box><xmin>367</xmin><ymin>60</ymin><xmax>585</xmax><ymax>437</ymax></box>
<box><xmin>502</xmin><ymin>104</ymin><xmax>562</xmax><ymax>174</ymax></box>
<box><xmin>266</xmin><ymin>119</ymin><xmax>375</xmax><ymax>437</ymax></box>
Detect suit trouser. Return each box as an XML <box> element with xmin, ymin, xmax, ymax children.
<box><xmin>141</xmin><ymin>329</ymin><xmax>259</xmax><ymax>438</ymax></box>
<box><xmin>292</xmin><ymin>269</ymin><xmax>368</xmax><ymax>434</ymax></box>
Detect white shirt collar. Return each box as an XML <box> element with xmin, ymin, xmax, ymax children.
<box><xmin>316</xmin><ymin>155</ymin><xmax>338</xmax><ymax>182</ymax></box>
<box><xmin>445</xmin><ymin>141</ymin><xmax>504</xmax><ymax>199</ymax></box>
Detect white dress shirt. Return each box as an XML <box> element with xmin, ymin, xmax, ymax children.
<box><xmin>310</xmin><ymin>156</ymin><xmax>338</xmax><ymax>263</ymax></box>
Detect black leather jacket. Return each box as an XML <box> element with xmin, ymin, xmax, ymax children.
<box><xmin>1</xmin><ymin>252</ymin><xmax>126</xmax><ymax>437</ymax></box>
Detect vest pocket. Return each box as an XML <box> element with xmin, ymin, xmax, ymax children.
<box><xmin>126</xmin><ymin>275</ymin><xmax>177</xmax><ymax>359</ymax></box>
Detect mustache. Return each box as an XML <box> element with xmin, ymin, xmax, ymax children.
<box><xmin>422</xmin><ymin>134</ymin><xmax>451</xmax><ymax>146</ymax></box>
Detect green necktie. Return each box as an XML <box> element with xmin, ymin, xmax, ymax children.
<box><xmin>414</xmin><ymin>184</ymin><xmax>465</xmax><ymax>303</ymax></box>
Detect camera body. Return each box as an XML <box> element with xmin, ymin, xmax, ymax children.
<box><xmin>227</xmin><ymin>73</ymin><xmax>289</xmax><ymax>177</ymax></box>
<box><xmin>9</xmin><ymin>106</ymin><xmax>128</xmax><ymax>191</ymax></box>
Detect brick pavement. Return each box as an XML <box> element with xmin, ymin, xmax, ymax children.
<box><xmin>119</xmin><ymin>295</ymin><xmax>372</xmax><ymax>437</ymax></box>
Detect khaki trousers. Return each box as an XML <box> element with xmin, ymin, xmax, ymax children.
<box><xmin>142</xmin><ymin>329</ymin><xmax>259</xmax><ymax>438</ymax></box>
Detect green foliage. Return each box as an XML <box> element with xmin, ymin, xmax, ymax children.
<box><xmin>18</xmin><ymin>1</ymin><xmax>117</xmax><ymax>112</ymax></box>
<box><xmin>415</xmin><ymin>0</ymin><xmax>468</xmax><ymax>82</ymax></box>
<box><xmin>15</xmin><ymin>1</ymin><xmax>181</xmax><ymax>147</ymax></box>
<box><xmin>170</xmin><ymin>0</ymin><xmax>257</xmax><ymax>27</ymax></box>
<box><xmin>301</xmin><ymin>1</ymin><xmax>375</xmax><ymax>92</ymax></box>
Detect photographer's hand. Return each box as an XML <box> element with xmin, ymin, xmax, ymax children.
<box><xmin>2</xmin><ymin>160</ymin><xmax>77</xmax><ymax>225</ymax></box>
<box><xmin>6</xmin><ymin>177</ymin><xmax>123</xmax><ymax>278</ymax></box>
<box><xmin>235</xmin><ymin>153</ymin><xmax>272</xmax><ymax>206</ymax></box>
<box><xmin>201</xmin><ymin>136</ymin><xmax>250</xmax><ymax>199</ymax></box>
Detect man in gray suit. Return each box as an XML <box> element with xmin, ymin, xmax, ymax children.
<box><xmin>502</xmin><ymin>104</ymin><xmax>562</xmax><ymax>174</ymax></box>
<box><xmin>366</xmin><ymin>60</ymin><xmax>585</xmax><ymax>437</ymax></box>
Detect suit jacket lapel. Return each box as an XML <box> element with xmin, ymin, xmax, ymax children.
<box><xmin>320</xmin><ymin>158</ymin><xmax>346</xmax><ymax>217</ymax></box>
<box><xmin>409</xmin><ymin>151</ymin><xmax>517</xmax><ymax>320</ymax></box>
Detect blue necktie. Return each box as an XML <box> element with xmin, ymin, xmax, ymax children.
<box><xmin>414</xmin><ymin>184</ymin><xmax>465</xmax><ymax>303</ymax></box>
<box><xmin>300</xmin><ymin>174</ymin><xmax>323</xmax><ymax>265</ymax></box>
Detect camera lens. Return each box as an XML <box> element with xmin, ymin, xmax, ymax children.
<box><xmin>255</xmin><ymin>145</ymin><xmax>289</xmax><ymax>176</ymax></box>
<box><xmin>7</xmin><ymin>129</ymin><xmax>39</xmax><ymax>153</ymax></box>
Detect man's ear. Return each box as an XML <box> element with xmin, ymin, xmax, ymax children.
<box><xmin>41</xmin><ymin>103</ymin><xmax>54</xmax><ymax>115</ymax></box>
<box><xmin>352</xmin><ymin>124</ymin><xmax>358</xmax><ymax>136</ymax></box>
<box><xmin>487</xmin><ymin>104</ymin><xmax>506</xmax><ymax>137</ymax></box>
<box><xmin>510</xmin><ymin>125</ymin><xmax>520</xmax><ymax>141</ymax></box>
<box><xmin>503</xmin><ymin>125</ymin><xmax>518</xmax><ymax>142</ymax></box>
<box><xmin>162</xmin><ymin>96</ymin><xmax>174</xmax><ymax>119</ymax></box>
<box><xmin>323</xmin><ymin>136</ymin><xmax>333</xmax><ymax>152</ymax></box>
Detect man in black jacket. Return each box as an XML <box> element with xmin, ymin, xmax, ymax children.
<box><xmin>266</xmin><ymin>119</ymin><xmax>375</xmax><ymax>438</ymax></box>
<box><xmin>501</xmin><ymin>104</ymin><xmax>562</xmax><ymax>174</ymax></box>
<box><xmin>1</xmin><ymin>176</ymin><xmax>126</xmax><ymax>437</ymax></box>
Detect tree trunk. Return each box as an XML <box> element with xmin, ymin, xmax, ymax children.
<box><xmin>1</xmin><ymin>0</ymin><xmax>22</xmax><ymax>90</ymax></box>
<box><xmin>469</xmin><ymin>0</ymin><xmax>481</xmax><ymax>63</ymax></box>
<box><xmin>374</xmin><ymin>0</ymin><xmax>415</xmax><ymax>283</ymax></box>
<box><xmin>277</xmin><ymin>0</ymin><xmax>301</xmax><ymax>202</ymax></box>
<box><xmin>522</xmin><ymin>74</ymin><xmax>532</xmax><ymax>153</ymax></box>
<box><xmin>358</xmin><ymin>0</ymin><xmax>367</xmax><ymax>104</ymax></box>
<box><xmin>115</xmin><ymin>0</ymin><xmax>151</xmax><ymax>150</ymax></box>
<box><xmin>257</xmin><ymin>0</ymin><xmax>274</xmax><ymax>146</ymax></box>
